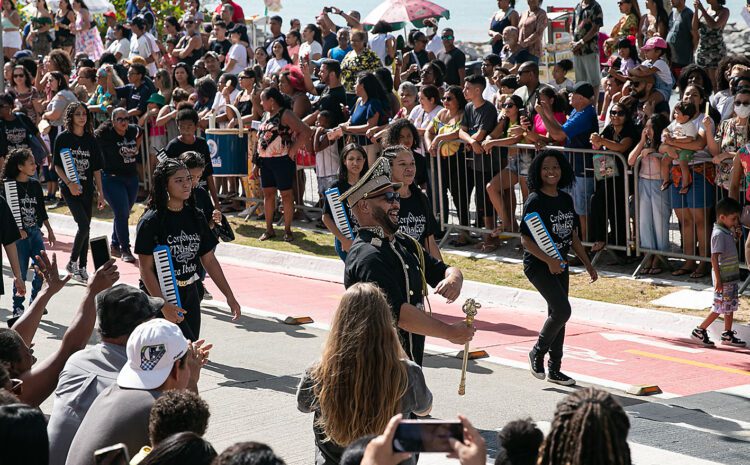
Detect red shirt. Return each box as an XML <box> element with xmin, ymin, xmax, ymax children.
<box><xmin>214</xmin><ymin>0</ymin><xmax>245</xmax><ymax>24</ymax></box>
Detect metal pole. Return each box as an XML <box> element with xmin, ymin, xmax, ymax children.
<box><xmin>0</xmin><ymin>6</ymin><xmax>4</xmax><ymax>94</ymax></box>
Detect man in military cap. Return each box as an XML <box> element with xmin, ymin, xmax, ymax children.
<box><xmin>341</xmin><ymin>157</ymin><xmax>475</xmax><ymax>366</ymax></box>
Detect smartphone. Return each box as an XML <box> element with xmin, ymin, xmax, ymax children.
<box><xmin>37</xmin><ymin>54</ymin><xmax>44</xmax><ymax>64</ymax></box>
<box><xmin>251</xmin><ymin>120</ymin><xmax>262</xmax><ymax>131</ymax></box>
<box><xmin>392</xmin><ymin>420</ymin><xmax>463</xmax><ymax>453</ymax></box>
<box><xmin>90</xmin><ymin>235</ymin><xmax>110</xmax><ymax>271</ymax></box>
<box><xmin>397</xmin><ymin>50</ymin><xmax>403</xmax><ymax>62</ymax></box>
<box><xmin>94</xmin><ymin>443</ymin><xmax>130</xmax><ymax>465</ymax></box>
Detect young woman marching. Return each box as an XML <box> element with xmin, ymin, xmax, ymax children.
<box><xmin>521</xmin><ymin>149</ymin><xmax>598</xmax><ymax>386</ymax></box>
<box><xmin>134</xmin><ymin>159</ymin><xmax>241</xmax><ymax>340</ymax></box>
<box><xmin>1</xmin><ymin>148</ymin><xmax>55</xmax><ymax>317</ymax></box>
<box><xmin>52</xmin><ymin>102</ymin><xmax>105</xmax><ymax>282</ymax></box>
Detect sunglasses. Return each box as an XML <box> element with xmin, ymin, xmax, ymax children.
<box><xmin>609</xmin><ymin>110</ymin><xmax>625</xmax><ymax>116</ymax></box>
<box><xmin>443</xmin><ymin>95</ymin><xmax>454</xmax><ymax>101</ymax></box>
<box><xmin>735</xmin><ymin>102</ymin><xmax>750</xmax><ymax>107</ymax></box>
<box><xmin>441</xmin><ymin>35</ymin><xmax>454</xmax><ymax>40</ymax></box>
<box><xmin>114</xmin><ymin>117</ymin><xmax>129</xmax><ymax>123</ymax></box>
<box><xmin>184</xmin><ymin>20</ymin><xmax>195</xmax><ymax>24</ymax></box>
<box><xmin>370</xmin><ymin>191</ymin><xmax>401</xmax><ymax>203</ymax></box>
<box><xmin>502</xmin><ymin>103</ymin><xmax>516</xmax><ymax>108</ymax></box>
<box><xmin>13</xmin><ymin>74</ymin><xmax>24</xmax><ymax>78</ymax></box>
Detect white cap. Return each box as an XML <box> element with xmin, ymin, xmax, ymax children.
<box><xmin>117</xmin><ymin>319</ymin><xmax>189</xmax><ymax>390</ymax></box>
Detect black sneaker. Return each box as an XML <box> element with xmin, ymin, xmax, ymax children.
<box><xmin>528</xmin><ymin>350</ymin><xmax>545</xmax><ymax>380</ymax></box>
<box><xmin>121</xmin><ymin>248</ymin><xmax>136</xmax><ymax>263</ymax></box>
<box><xmin>110</xmin><ymin>245</ymin><xmax>122</xmax><ymax>258</ymax></box>
<box><xmin>547</xmin><ymin>370</ymin><xmax>576</xmax><ymax>386</ymax></box>
<box><xmin>691</xmin><ymin>327</ymin><xmax>715</xmax><ymax>347</ymax></box>
<box><xmin>721</xmin><ymin>330</ymin><xmax>747</xmax><ymax>347</ymax></box>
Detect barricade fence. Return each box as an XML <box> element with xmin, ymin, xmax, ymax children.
<box><xmin>430</xmin><ymin>140</ymin><xmax>632</xmax><ymax>262</ymax></box>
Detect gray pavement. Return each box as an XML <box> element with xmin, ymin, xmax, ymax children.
<box><xmin>2</xmin><ymin>268</ymin><xmax>749</xmax><ymax>465</ymax></box>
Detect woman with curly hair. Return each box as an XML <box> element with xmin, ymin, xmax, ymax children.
<box><xmin>52</xmin><ymin>102</ymin><xmax>105</xmax><ymax>282</ymax></box>
<box><xmin>523</xmin><ymin>149</ymin><xmax>597</xmax><ymax>386</ymax></box>
<box><xmin>297</xmin><ymin>282</ymin><xmax>432</xmax><ymax>465</ymax></box>
<box><xmin>135</xmin><ymin>158</ymin><xmax>241</xmax><ymax>340</ymax></box>
<box><xmin>538</xmin><ymin>387</ymin><xmax>631</xmax><ymax>465</ymax></box>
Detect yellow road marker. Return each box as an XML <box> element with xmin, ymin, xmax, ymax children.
<box><xmin>626</xmin><ymin>350</ymin><xmax>750</xmax><ymax>376</ymax></box>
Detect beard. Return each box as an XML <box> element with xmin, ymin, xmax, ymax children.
<box><xmin>372</xmin><ymin>204</ymin><xmax>399</xmax><ymax>236</ymax></box>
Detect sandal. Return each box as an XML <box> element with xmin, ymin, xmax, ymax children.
<box><xmin>638</xmin><ymin>267</ymin><xmax>652</xmax><ymax>276</ymax></box>
<box><xmin>648</xmin><ymin>267</ymin><xmax>663</xmax><ymax>275</ymax></box>
<box><xmin>479</xmin><ymin>241</ymin><xmax>499</xmax><ymax>253</ymax></box>
<box><xmin>671</xmin><ymin>267</ymin><xmax>694</xmax><ymax>277</ymax></box>
<box><xmin>660</xmin><ymin>181</ymin><xmax>671</xmax><ymax>191</ymax></box>
<box><xmin>690</xmin><ymin>265</ymin><xmax>709</xmax><ymax>279</ymax></box>
<box><xmin>283</xmin><ymin>231</ymin><xmax>295</xmax><ymax>242</ymax></box>
<box><xmin>259</xmin><ymin>231</ymin><xmax>276</xmax><ymax>241</ymax></box>
<box><xmin>679</xmin><ymin>182</ymin><xmax>692</xmax><ymax>195</ymax></box>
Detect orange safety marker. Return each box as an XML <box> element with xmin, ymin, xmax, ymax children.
<box><xmin>283</xmin><ymin>316</ymin><xmax>314</xmax><ymax>325</ymax></box>
<box><xmin>626</xmin><ymin>384</ymin><xmax>663</xmax><ymax>396</ymax></box>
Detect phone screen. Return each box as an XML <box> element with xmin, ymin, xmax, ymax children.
<box><xmin>90</xmin><ymin>236</ymin><xmax>110</xmax><ymax>270</ymax></box>
<box><xmin>392</xmin><ymin>420</ymin><xmax>463</xmax><ymax>453</ymax></box>
<box><xmin>94</xmin><ymin>444</ymin><xmax>130</xmax><ymax>465</ymax></box>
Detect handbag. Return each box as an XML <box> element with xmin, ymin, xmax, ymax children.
<box><xmin>212</xmin><ymin>214</ymin><xmax>236</xmax><ymax>242</ymax></box>
<box><xmin>592</xmin><ymin>153</ymin><xmax>619</xmax><ymax>181</ymax></box>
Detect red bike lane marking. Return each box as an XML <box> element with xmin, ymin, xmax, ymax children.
<box><xmin>45</xmin><ymin>236</ymin><xmax>750</xmax><ymax>397</ymax></box>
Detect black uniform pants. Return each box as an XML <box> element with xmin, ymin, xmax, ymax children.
<box><xmin>62</xmin><ymin>187</ymin><xmax>93</xmax><ymax>266</ymax></box>
<box><xmin>525</xmin><ymin>261</ymin><xmax>570</xmax><ymax>369</ymax></box>
<box><xmin>177</xmin><ymin>282</ymin><xmax>203</xmax><ymax>341</ymax></box>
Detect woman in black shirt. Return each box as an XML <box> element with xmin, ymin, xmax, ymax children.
<box><xmin>95</xmin><ymin>108</ymin><xmax>142</xmax><ymax>263</ymax></box>
<box><xmin>383</xmin><ymin>145</ymin><xmax>441</xmax><ymax>261</ymax></box>
<box><xmin>589</xmin><ymin>102</ymin><xmax>639</xmax><ymax>255</ymax></box>
<box><xmin>53</xmin><ymin>102</ymin><xmax>105</xmax><ymax>282</ymax></box>
<box><xmin>135</xmin><ymin>159</ymin><xmax>240</xmax><ymax>340</ymax></box>
<box><xmin>520</xmin><ymin>149</ymin><xmax>597</xmax><ymax>386</ymax></box>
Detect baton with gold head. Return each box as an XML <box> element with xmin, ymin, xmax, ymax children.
<box><xmin>458</xmin><ymin>298</ymin><xmax>480</xmax><ymax>396</ymax></box>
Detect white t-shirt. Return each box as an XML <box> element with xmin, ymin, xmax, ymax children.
<box><xmin>369</xmin><ymin>33</ymin><xmax>394</xmax><ymax>65</ymax></box>
<box><xmin>225</xmin><ymin>43</ymin><xmax>247</xmax><ymax>75</ymax></box>
<box><xmin>409</xmin><ymin>104</ymin><xmax>444</xmax><ymax>154</ymax></box>
<box><xmin>130</xmin><ymin>34</ymin><xmax>157</xmax><ymax>76</ymax></box>
<box><xmin>211</xmin><ymin>88</ymin><xmax>241</xmax><ymax>128</ymax></box>
<box><xmin>548</xmin><ymin>78</ymin><xmax>574</xmax><ymax>91</ymax></box>
<box><xmin>426</xmin><ymin>34</ymin><xmax>444</xmax><ymax>56</ymax></box>
<box><xmin>107</xmin><ymin>38</ymin><xmax>130</xmax><ymax>59</ymax></box>
<box><xmin>482</xmin><ymin>80</ymin><xmax>499</xmax><ymax>102</ymax></box>
<box><xmin>265</xmin><ymin>58</ymin><xmax>288</xmax><ymax>76</ymax></box>
<box><xmin>298</xmin><ymin>40</ymin><xmax>323</xmax><ymax>63</ymax></box>
<box><xmin>642</xmin><ymin>58</ymin><xmax>673</xmax><ymax>87</ymax></box>
<box><xmin>668</xmin><ymin>119</ymin><xmax>697</xmax><ymax>139</ymax></box>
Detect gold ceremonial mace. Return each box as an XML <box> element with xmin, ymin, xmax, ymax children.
<box><xmin>458</xmin><ymin>298</ymin><xmax>480</xmax><ymax>396</ymax></box>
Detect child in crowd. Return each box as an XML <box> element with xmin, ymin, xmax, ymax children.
<box><xmin>660</xmin><ymin>102</ymin><xmax>697</xmax><ymax>194</ymax></box>
<box><xmin>312</xmin><ymin>111</ymin><xmax>341</xmax><ymax>204</ymax></box>
<box><xmin>495</xmin><ymin>418</ymin><xmax>544</xmax><ymax>465</ymax></box>
<box><xmin>629</xmin><ymin>36</ymin><xmax>673</xmax><ymax>102</ymax></box>
<box><xmin>548</xmin><ymin>59</ymin><xmax>573</xmax><ymax>91</ymax></box>
<box><xmin>691</xmin><ymin>197</ymin><xmax>747</xmax><ymax>347</ymax></box>
<box><xmin>616</xmin><ymin>36</ymin><xmax>639</xmax><ymax>76</ymax></box>
<box><xmin>1</xmin><ymin>148</ymin><xmax>55</xmax><ymax>317</ymax></box>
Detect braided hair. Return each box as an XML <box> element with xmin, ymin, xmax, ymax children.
<box><xmin>538</xmin><ymin>387</ymin><xmax>631</xmax><ymax>465</ymax></box>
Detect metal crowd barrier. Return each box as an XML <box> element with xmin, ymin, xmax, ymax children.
<box><xmin>429</xmin><ymin>140</ymin><xmax>632</xmax><ymax>262</ymax></box>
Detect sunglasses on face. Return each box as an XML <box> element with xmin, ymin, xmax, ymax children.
<box><xmin>735</xmin><ymin>101</ymin><xmax>750</xmax><ymax>107</ymax></box>
<box><xmin>441</xmin><ymin>35</ymin><xmax>454</xmax><ymax>40</ymax></box>
<box><xmin>443</xmin><ymin>95</ymin><xmax>454</xmax><ymax>101</ymax></box>
<box><xmin>502</xmin><ymin>103</ymin><xmax>516</xmax><ymax>108</ymax></box>
<box><xmin>13</xmin><ymin>74</ymin><xmax>24</xmax><ymax>78</ymax></box>
<box><xmin>114</xmin><ymin>117</ymin><xmax>129</xmax><ymax>123</ymax></box>
<box><xmin>370</xmin><ymin>191</ymin><xmax>400</xmax><ymax>203</ymax></box>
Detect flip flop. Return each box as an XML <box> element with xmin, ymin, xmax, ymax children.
<box><xmin>283</xmin><ymin>232</ymin><xmax>295</xmax><ymax>242</ymax></box>
<box><xmin>638</xmin><ymin>267</ymin><xmax>652</xmax><ymax>276</ymax></box>
<box><xmin>671</xmin><ymin>268</ymin><xmax>694</xmax><ymax>277</ymax></box>
<box><xmin>259</xmin><ymin>231</ymin><xmax>276</xmax><ymax>241</ymax></box>
<box><xmin>648</xmin><ymin>268</ymin><xmax>663</xmax><ymax>275</ymax></box>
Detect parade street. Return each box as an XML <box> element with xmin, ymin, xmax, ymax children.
<box><xmin>3</xmin><ymin>225</ymin><xmax>749</xmax><ymax>465</ymax></box>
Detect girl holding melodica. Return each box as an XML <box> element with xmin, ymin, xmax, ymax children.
<box><xmin>520</xmin><ymin>149</ymin><xmax>597</xmax><ymax>387</ymax></box>
<box><xmin>53</xmin><ymin>102</ymin><xmax>105</xmax><ymax>283</ymax></box>
<box><xmin>1</xmin><ymin>148</ymin><xmax>55</xmax><ymax>317</ymax></box>
<box><xmin>134</xmin><ymin>159</ymin><xmax>240</xmax><ymax>341</ymax></box>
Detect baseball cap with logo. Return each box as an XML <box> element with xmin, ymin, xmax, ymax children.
<box><xmin>117</xmin><ymin>319</ymin><xmax>189</xmax><ymax>390</ymax></box>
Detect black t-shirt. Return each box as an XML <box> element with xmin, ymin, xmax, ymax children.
<box><xmin>116</xmin><ymin>82</ymin><xmax>155</xmax><ymax>114</ymax></box>
<box><xmin>461</xmin><ymin>101</ymin><xmax>499</xmax><ymax>172</ymax></box>
<box><xmin>398</xmin><ymin>184</ymin><xmax>438</xmax><ymax>246</ymax></box>
<box><xmin>52</xmin><ymin>130</ymin><xmax>103</xmax><ymax>190</ymax></box>
<box><xmin>134</xmin><ymin>207</ymin><xmax>218</xmax><ymax>283</ymax></box>
<box><xmin>405</xmin><ymin>49</ymin><xmax>430</xmax><ymax>82</ymax></box>
<box><xmin>210</xmin><ymin>38</ymin><xmax>232</xmax><ymax>57</ymax></box>
<box><xmin>600</xmin><ymin>123</ymin><xmax>639</xmax><ymax>161</ymax></box>
<box><xmin>0</xmin><ymin>195</ymin><xmax>21</xmax><ymax>295</ymax></box>
<box><xmin>437</xmin><ymin>47</ymin><xmax>466</xmax><ymax>86</ymax></box>
<box><xmin>9</xmin><ymin>179</ymin><xmax>48</xmax><ymax>230</ymax></box>
<box><xmin>193</xmin><ymin>186</ymin><xmax>214</xmax><ymax>225</ymax></box>
<box><xmin>164</xmin><ymin>137</ymin><xmax>214</xmax><ymax>186</ymax></box>
<box><xmin>520</xmin><ymin>190</ymin><xmax>580</xmax><ymax>268</ymax></box>
<box><xmin>413</xmin><ymin>150</ymin><xmax>429</xmax><ymax>188</ymax></box>
<box><xmin>321</xmin><ymin>31</ymin><xmax>338</xmax><ymax>59</ymax></box>
<box><xmin>0</xmin><ymin>113</ymin><xmax>39</xmax><ymax>156</ymax></box>
<box><xmin>96</xmin><ymin>125</ymin><xmax>141</xmax><ymax>177</ymax></box>
<box><xmin>313</xmin><ymin>84</ymin><xmax>347</xmax><ymax>126</ymax></box>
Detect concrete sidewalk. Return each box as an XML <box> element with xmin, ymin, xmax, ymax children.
<box><xmin>48</xmin><ymin>212</ymin><xmax>750</xmax><ymax>343</ymax></box>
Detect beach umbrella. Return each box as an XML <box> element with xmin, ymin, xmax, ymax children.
<box><xmin>362</xmin><ymin>0</ymin><xmax>450</xmax><ymax>30</ymax></box>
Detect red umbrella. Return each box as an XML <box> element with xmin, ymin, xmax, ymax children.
<box><xmin>362</xmin><ymin>0</ymin><xmax>450</xmax><ymax>30</ymax></box>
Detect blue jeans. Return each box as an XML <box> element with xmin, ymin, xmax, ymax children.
<box><xmin>638</xmin><ymin>178</ymin><xmax>671</xmax><ymax>251</ymax></box>
<box><xmin>13</xmin><ymin>227</ymin><xmax>45</xmax><ymax>312</ymax></box>
<box><xmin>102</xmin><ymin>173</ymin><xmax>139</xmax><ymax>249</ymax></box>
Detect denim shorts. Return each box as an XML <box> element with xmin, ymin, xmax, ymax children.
<box><xmin>670</xmin><ymin>171</ymin><xmax>714</xmax><ymax>209</ymax></box>
<box><xmin>507</xmin><ymin>151</ymin><xmax>533</xmax><ymax>177</ymax></box>
<box><xmin>571</xmin><ymin>175</ymin><xmax>595</xmax><ymax>216</ymax></box>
